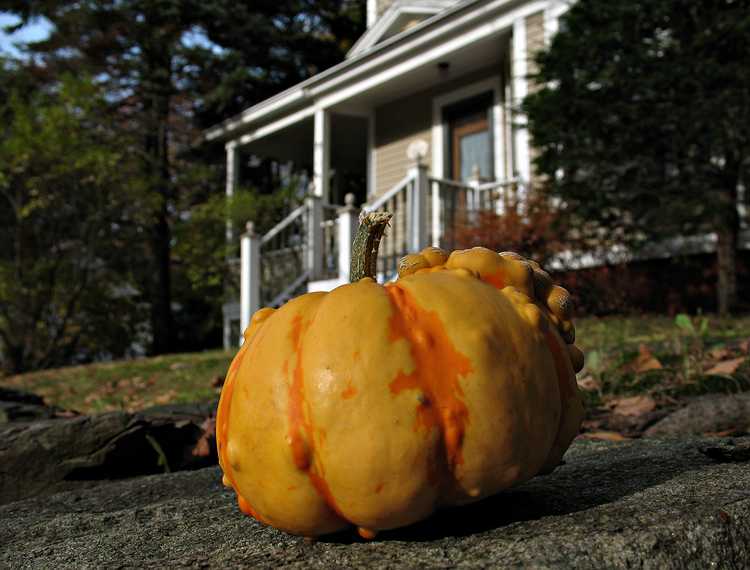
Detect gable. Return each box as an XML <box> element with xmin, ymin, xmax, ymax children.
<box><xmin>350</xmin><ymin>0</ymin><xmax>462</xmax><ymax>58</ymax></box>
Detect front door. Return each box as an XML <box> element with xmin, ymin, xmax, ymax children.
<box><xmin>446</xmin><ymin>92</ymin><xmax>494</xmax><ymax>182</ymax></box>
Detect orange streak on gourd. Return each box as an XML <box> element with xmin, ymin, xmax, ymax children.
<box><xmin>341</xmin><ymin>379</ymin><xmax>357</xmax><ymax>400</ymax></box>
<box><xmin>287</xmin><ymin>313</ymin><xmax>348</xmax><ymax>522</ymax></box>
<box><xmin>544</xmin><ymin>329</ymin><xmax>575</xmax><ymax>401</ymax></box>
<box><xmin>384</xmin><ymin>283</ymin><xmax>473</xmax><ymax>469</ymax></box>
<box><xmin>481</xmin><ymin>270</ymin><xmax>506</xmax><ymax>290</ymax></box>
<box><xmin>216</xmin><ymin>341</ymin><xmax>264</xmax><ymax>521</ymax></box>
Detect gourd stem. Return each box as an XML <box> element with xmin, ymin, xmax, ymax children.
<box><xmin>349</xmin><ymin>211</ymin><xmax>393</xmax><ymax>282</ymax></box>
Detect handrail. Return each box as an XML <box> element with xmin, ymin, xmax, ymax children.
<box><xmin>268</xmin><ymin>270</ymin><xmax>311</xmax><ymax>308</ymax></box>
<box><xmin>428</xmin><ymin>175</ymin><xmax>521</xmax><ymax>192</ymax></box>
<box><xmin>427</xmin><ymin>176</ymin><xmax>471</xmax><ymax>190</ymax></box>
<box><xmin>363</xmin><ymin>173</ymin><xmax>413</xmax><ymax>212</ymax></box>
<box><xmin>475</xmin><ymin>177</ymin><xmax>521</xmax><ymax>192</ymax></box>
<box><xmin>261</xmin><ymin>203</ymin><xmax>307</xmax><ymax>245</ymax></box>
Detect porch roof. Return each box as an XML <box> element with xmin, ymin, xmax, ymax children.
<box><xmin>204</xmin><ymin>0</ymin><xmax>537</xmax><ymax>146</ymax></box>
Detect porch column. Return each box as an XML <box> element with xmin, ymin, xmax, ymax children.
<box><xmin>408</xmin><ymin>160</ymin><xmax>429</xmax><ymax>252</ymax></box>
<box><xmin>431</xmin><ymin>179</ymin><xmax>442</xmax><ymax>247</ymax></box>
<box><xmin>306</xmin><ymin>195</ymin><xmax>323</xmax><ymax>279</ymax></box>
<box><xmin>512</xmin><ymin>18</ymin><xmax>531</xmax><ymax>189</ymax></box>
<box><xmin>225</xmin><ymin>141</ymin><xmax>240</xmax><ymax>244</ymax></box>
<box><xmin>313</xmin><ymin>108</ymin><xmax>331</xmax><ymax>202</ymax></box>
<box><xmin>240</xmin><ymin>222</ymin><xmax>260</xmax><ymax>345</ymax></box>
<box><xmin>337</xmin><ymin>193</ymin><xmax>360</xmax><ymax>281</ymax></box>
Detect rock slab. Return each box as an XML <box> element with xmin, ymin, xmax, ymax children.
<box><xmin>1</xmin><ymin>437</ymin><xmax>748</xmax><ymax>569</ymax></box>
<box><xmin>0</xmin><ymin>407</ymin><xmax>216</xmax><ymax>505</ymax></box>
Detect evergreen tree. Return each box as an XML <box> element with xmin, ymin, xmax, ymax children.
<box><xmin>524</xmin><ymin>0</ymin><xmax>749</xmax><ymax>314</ymax></box>
<box><xmin>0</xmin><ymin>75</ymin><xmax>145</xmax><ymax>373</ymax></box>
<box><xmin>2</xmin><ymin>0</ymin><xmax>365</xmax><ymax>353</ymax></box>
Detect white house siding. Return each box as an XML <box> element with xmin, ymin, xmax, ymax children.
<box><xmin>374</xmin><ymin>65</ymin><xmax>509</xmax><ymax>198</ymax></box>
<box><xmin>375</xmin><ymin>91</ymin><xmax>433</xmax><ymax>197</ymax></box>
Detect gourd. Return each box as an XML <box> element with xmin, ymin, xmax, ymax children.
<box><xmin>216</xmin><ymin>212</ymin><xmax>584</xmax><ymax>539</ymax></box>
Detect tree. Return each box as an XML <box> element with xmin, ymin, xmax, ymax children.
<box><xmin>0</xmin><ymin>74</ymin><xmax>145</xmax><ymax>373</ymax></box>
<box><xmin>523</xmin><ymin>0</ymin><xmax>750</xmax><ymax>315</ymax></box>
<box><xmin>2</xmin><ymin>0</ymin><xmax>365</xmax><ymax>353</ymax></box>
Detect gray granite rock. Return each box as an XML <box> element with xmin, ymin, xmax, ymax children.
<box><xmin>644</xmin><ymin>392</ymin><xmax>750</xmax><ymax>437</ymax></box>
<box><xmin>1</xmin><ymin>437</ymin><xmax>748</xmax><ymax>569</ymax></box>
<box><xmin>0</xmin><ymin>409</ymin><xmax>216</xmax><ymax>505</ymax></box>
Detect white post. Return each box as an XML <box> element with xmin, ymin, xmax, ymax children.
<box><xmin>225</xmin><ymin>142</ymin><xmax>240</xmax><ymax>244</ymax></box>
<box><xmin>408</xmin><ymin>161</ymin><xmax>429</xmax><ymax>252</ymax></box>
<box><xmin>306</xmin><ymin>195</ymin><xmax>323</xmax><ymax>279</ymax></box>
<box><xmin>337</xmin><ymin>193</ymin><xmax>360</xmax><ymax>282</ymax></box>
<box><xmin>467</xmin><ymin>163</ymin><xmax>482</xmax><ymax>215</ymax></box>
<box><xmin>431</xmin><ymin>179</ymin><xmax>442</xmax><ymax>247</ymax></box>
<box><xmin>240</xmin><ymin>222</ymin><xmax>260</xmax><ymax>346</ymax></box>
<box><xmin>512</xmin><ymin>17</ymin><xmax>531</xmax><ymax>194</ymax></box>
<box><xmin>313</xmin><ymin>108</ymin><xmax>331</xmax><ymax>202</ymax></box>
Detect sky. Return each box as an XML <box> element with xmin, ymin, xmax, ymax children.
<box><xmin>0</xmin><ymin>13</ymin><xmax>52</xmax><ymax>58</ymax></box>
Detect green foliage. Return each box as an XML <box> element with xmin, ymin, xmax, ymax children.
<box><xmin>1</xmin><ymin>0</ymin><xmax>365</xmax><ymax>359</ymax></box>
<box><xmin>0</xmin><ymin>75</ymin><xmax>147</xmax><ymax>373</ymax></box>
<box><xmin>173</xmin><ymin>182</ymin><xmax>301</xmax><ymax>297</ymax></box>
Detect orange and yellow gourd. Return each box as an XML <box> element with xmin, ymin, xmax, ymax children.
<box><xmin>216</xmin><ymin>223</ymin><xmax>584</xmax><ymax>539</ymax></box>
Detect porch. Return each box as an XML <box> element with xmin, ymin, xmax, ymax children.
<box><xmin>209</xmin><ymin>0</ymin><xmax>561</xmax><ymax>347</ymax></box>
<box><xmin>222</xmin><ymin>158</ymin><xmax>524</xmax><ymax>347</ymax></box>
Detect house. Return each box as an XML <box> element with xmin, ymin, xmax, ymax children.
<box><xmin>205</xmin><ymin>0</ymin><xmax>573</xmax><ymax>348</ymax></box>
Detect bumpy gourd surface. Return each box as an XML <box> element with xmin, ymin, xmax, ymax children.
<box><xmin>216</xmin><ymin>247</ymin><xmax>584</xmax><ymax>537</ymax></box>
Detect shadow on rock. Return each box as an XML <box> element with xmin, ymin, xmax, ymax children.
<box><xmin>320</xmin><ymin>440</ymin><xmax>711</xmax><ymax>543</ymax></box>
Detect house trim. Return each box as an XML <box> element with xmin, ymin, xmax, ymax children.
<box><xmin>367</xmin><ymin>111</ymin><xmax>377</xmax><ymax>197</ymax></box>
<box><xmin>512</xmin><ymin>16</ymin><xmax>530</xmax><ymax>183</ymax></box>
<box><xmin>431</xmin><ymin>76</ymin><xmax>504</xmax><ymax>181</ymax></box>
<box><xmin>544</xmin><ymin>0</ymin><xmax>571</xmax><ymax>41</ymax></box>
<box><xmin>204</xmin><ymin>0</ymin><xmax>549</xmax><ymax>145</ymax></box>
<box><xmin>348</xmin><ymin>1</ymin><xmax>456</xmax><ymax>58</ymax></box>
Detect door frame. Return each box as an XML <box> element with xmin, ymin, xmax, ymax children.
<box><xmin>431</xmin><ymin>76</ymin><xmax>504</xmax><ymax>182</ymax></box>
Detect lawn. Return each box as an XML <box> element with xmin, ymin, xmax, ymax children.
<box><xmin>1</xmin><ymin>349</ymin><xmax>234</xmax><ymax>414</ymax></box>
<box><xmin>2</xmin><ymin>314</ymin><xmax>749</xmax><ymax>416</ymax></box>
<box><xmin>576</xmin><ymin>314</ymin><xmax>750</xmax><ymax>407</ymax></box>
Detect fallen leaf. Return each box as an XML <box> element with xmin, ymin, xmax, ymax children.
<box><xmin>627</xmin><ymin>344</ymin><xmax>663</xmax><ymax>373</ymax></box>
<box><xmin>193</xmin><ymin>418</ymin><xmax>216</xmax><ymax>458</ymax></box>
<box><xmin>705</xmin><ymin>357</ymin><xmax>745</xmax><ymax>376</ymax></box>
<box><xmin>210</xmin><ymin>375</ymin><xmax>225</xmax><ymax>388</ymax></box>
<box><xmin>578</xmin><ymin>431</ymin><xmax>630</xmax><ymax>442</ymax></box>
<box><xmin>609</xmin><ymin>395</ymin><xmax>657</xmax><ymax>417</ymax></box>
<box><xmin>169</xmin><ymin>362</ymin><xmax>187</xmax><ymax>371</ymax></box>
<box><xmin>581</xmin><ymin>418</ymin><xmax>605</xmax><ymax>430</ymax></box>
<box><xmin>153</xmin><ymin>390</ymin><xmax>177</xmax><ymax>405</ymax></box>
<box><xmin>577</xmin><ymin>375</ymin><xmax>601</xmax><ymax>392</ymax></box>
<box><xmin>737</xmin><ymin>339</ymin><xmax>750</xmax><ymax>354</ymax></box>
<box><xmin>707</xmin><ymin>347</ymin><xmax>730</xmax><ymax>361</ymax></box>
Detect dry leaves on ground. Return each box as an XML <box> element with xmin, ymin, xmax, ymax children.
<box><xmin>705</xmin><ymin>357</ymin><xmax>746</xmax><ymax>376</ymax></box>
<box><xmin>608</xmin><ymin>395</ymin><xmax>657</xmax><ymax>417</ymax></box>
<box><xmin>577</xmin><ymin>375</ymin><xmax>601</xmax><ymax>392</ymax></box>
<box><xmin>626</xmin><ymin>344</ymin><xmax>663</xmax><ymax>374</ymax></box>
<box><xmin>192</xmin><ymin>417</ymin><xmax>216</xmax><ymax>458</ymax></box>
<box><xmin>578</xmin><ymin>431</ymin><xmax>631</xmax><ymax>442</ymax></box>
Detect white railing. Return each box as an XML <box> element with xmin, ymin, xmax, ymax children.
<box><xmin>363</xmin><ymin>173</ymin><xmax>415</xmax><ymax>280</ymax></box>
<box><xmin>428</xmin><ymin>176</ymin><xmax>524</xmax><ymax>250</ymax></box>
<box><xmin>258</xmin><ymin>203</ymin><xmax>308</xmax><ymax>308</ymax></box>
<box><xmin>234</xmin><ymin>169</ymin><xmax>523</xmax><ymax>345</ymax></box>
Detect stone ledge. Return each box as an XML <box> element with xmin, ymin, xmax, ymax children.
<box><xmin>0</xmin><ymin>437</ymin><xmax>748</xmax><ymax>568</ymax></box>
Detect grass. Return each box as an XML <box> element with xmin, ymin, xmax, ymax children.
<box><xmin>575</xmin><ymin>313</ymin><xmax>750</xmax><ymax>410</ymax></box>
<box><xmin>2</xmin><ymin>314</ymin><xmax>749</xmax><ymax>416</ymax></box>
<box><xmin>1</xmin><ymin>349</ymin><xmax>234</xmax><ymax>414</ymax></box>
